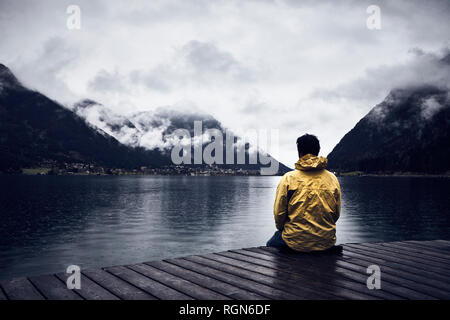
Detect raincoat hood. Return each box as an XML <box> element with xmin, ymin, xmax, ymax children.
<box><xmin>295</xmin><ymin>154</ymin><xmax>328</xmax><ymax>171</ymax></box>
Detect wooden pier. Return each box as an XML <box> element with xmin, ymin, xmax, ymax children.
<box><xmin>1</xmin><ymin>240</ymin><xmax>449</xmax><ymax>300</ymax></box>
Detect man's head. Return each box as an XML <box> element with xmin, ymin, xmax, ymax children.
<box><xmin>296</xmin><ymin>134</ymin><xmax>320</xmax><ymax>157</ymax></box>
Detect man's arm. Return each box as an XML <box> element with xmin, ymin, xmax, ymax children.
<box><xmin>273</xmin><ymin>174</ymin><xmax>289</xmax><ymax>230</ymax></box>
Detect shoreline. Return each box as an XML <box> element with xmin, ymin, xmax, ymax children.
<box><xmin>0</xmin><ymin>166</ymin><xmax>283</xmax><ymax>177</ymax></box>
<box><xmin>336</xmin><ymin>171</ymin><xmax>450</xmax><ymax>178</ymax></box>
<box><xmin>2</xmin><ymin>167</ymin><xmax>449</xmax><ymax>178</ymax></box>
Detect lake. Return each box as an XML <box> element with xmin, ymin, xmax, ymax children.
<box><xmin>0</xmin><ymin>175</ymin><xmax>449</xmax><ymax>280</ymax></box>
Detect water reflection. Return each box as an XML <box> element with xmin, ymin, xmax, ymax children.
<box><xmin>337</xmin><ymin>176</ymin><xmax>450</xmax><ymax>244</ymax></box>
<box><xmin>0</xmin><ymin>175</ymin><xmax>449</xmax><ymax>280</ymax></box>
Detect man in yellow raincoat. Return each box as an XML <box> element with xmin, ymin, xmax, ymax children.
<box><xmin>267</xmin><ymin>134</ymin><xmax>341</xmax><ymax>252</ymax></box>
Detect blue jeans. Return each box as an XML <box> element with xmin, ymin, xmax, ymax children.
<box><xmin>266</xmin><ymin>231</ymin><xmax>289</xmax><ymax>249</ymax></box>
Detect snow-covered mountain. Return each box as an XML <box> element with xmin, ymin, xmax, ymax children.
<box><xmin>72</xmin><ymin>99</ymin><xmax>290</xmax><ymax>174</ymax></box>
<box><xmin>0</xmin><ymin>64</ymin><xmax>168</xmax><ymax>171</ymax></box>
<box><xmin>73</xmin><ymin>99</ymin><xmax>226</xmax><ymax>151</ymax></box>
<box><xmin>0</xmin><ymin>63</ymin><xmax>289</xmax><ymax>174</ymax></box>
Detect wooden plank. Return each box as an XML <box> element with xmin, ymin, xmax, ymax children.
<box><xmin>333</xmin><ymin>250</ymin><xmax>450</xmax><ymax>299</ymax></box>
<box><xmin>360</xmin><ymin>242</ymin><xmax>450</xmax><ymax>272</ymax></box>
<box><xmin>167</xmin><ymin>258</ymin><xmax>303</xmax><ymax>300</ymax></box>
<box><xmin>228</xmin><ymin>249</ymin><xmax>381</xmax><ymax>300</ymax></box>
<box><xmin>434</xmin><ymin>240</ymin><xmax>450</xmax><ymax>246</ymax></box>
<box><xmin>28</xmin><ymin>274</ymin><xmax>83</xmax><ymax>300</ymax></box>
<box><xmin>332</xmin><ymin>259</ymin><xmax>436</xmax><ymax>300</ymax></box>
<box><xmin>233</xmin><ymin>248</ymin><xmax>381</xmax><ymax>300</ymax></box>
<box><xmin>344</xmin><ymin>243</ymin><xmax>449</xmax><ymax>277</ymax></box>
<box><xmin>380</xmin><ymin>242</ymin><xmax>450</xmax><ymax>265</ymax></box>
<box><xmin>0</xmin><ymin>277</ymin><xmax>45</xmax><ymax>300</ymax></box>
<box><xmin>347</xmin><ymin>243</ymin><xmax>450</xmax><ymax>275</ymax></box>
<box><xmin>207</xmin><ymin>251</ymin><xmax>391</xmax><ymax>300</ymax></box>
<box><xmin>82</xmin><ymin>269</ymin><xmax>156</xmax><ymax>300</ymax></box>
<box><xmin>1</xmin><ymin>240</ymin><xmax>448</xmax><ymax>300</ymax></box>
<box><xmin>408</xmin><ymin>240</ymin><xmax>450</xmax><ymax>251</ymax></box>
<box><xmin>342</xmin><ymin>244</ymin><xmax>450</xmax><ymax>283</ymax></box>
<box><xmin>254</xmin><ymin>247</ymin><xmax>438</xmax><ymax>300</ymax></box>
<box><xmin>339</xmin><ymin>246</ymin><xmax>450</xmax><ymax>289</ymax></box>
<box><xmin>148</xmin><ymin>260</ymin><xmax>266</xmax><ymax>300</ymax></box>
<box><xmin>401</xmin><ymin>241</ymin><xmax>450</xmax><ymax>256</ymax></box>
<box><xmin>55</xmin><ymin>272</ymin><xmax>120</xmax><ymax>300</ymax></box>
<box><xmin>105</xmin><ymin>265</ymin><xmax>192</xmax><ymax>300</ymax></box>
<box><xmin>395</xmin><ymin>241</ymin><xmax>450</xmax><ymax>257</ymax></box>
<box><xmin>182</xmin><ymin>255</ymin><xmax>330</xmax><ymax>300</ymax></box>
<box><xmin>129</xmin><ymin>263</ymin><xmax>230</xmax><ymax>300</ymax></box>
<box><xmin>244</xmin><ymin>247</ymin><xmax>406</xmax><ymax>300</ymax></box>
<box><xmin>246</xmin><ymin>245</ymin><xmax>450</xmax><ymax>300</ymax></box>
<box><xmin>251</xmin><ymin>247</ymin><xmax>428</xmax><ymax>300</ymax></box>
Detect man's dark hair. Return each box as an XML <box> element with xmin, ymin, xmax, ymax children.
<box><xmin>296</xmin><ymin>134</ymin><xmax>320</xmax><ymax>157</ymax></box>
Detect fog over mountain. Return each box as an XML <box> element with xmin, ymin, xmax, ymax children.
<box><xmin>73</xmin><ymin>99</ymin><xmax>224</xmax><ymax>152</ymax></box>
<box><xmin>0</xmin><ymin>63</ymin><xmax>169</xmax><ymax>171</ymax></box>
<box><xmin>0</xmin><ymin>63</ymin><xmax>288</xmax><ymax>174</ymax></box>
<box><xmin>72</xmin><ymin>97</ymin><xmax>288</xmax><ymax>174</ymax></box>
<box><xmin>2</xmin><ymin>0</ymin><xmax>450</xmax><ymax>166</ymax></box>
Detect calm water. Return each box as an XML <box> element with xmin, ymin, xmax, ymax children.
<box><xmin>0</xmin><ymin>175</ymin><xmax>449</xmax><ymax>280</ymax></box>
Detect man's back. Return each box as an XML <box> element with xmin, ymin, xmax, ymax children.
<box><xmin>274</xmin><ymin>154</ymin><xmax>341</xmax><ymax>252</ymax></box>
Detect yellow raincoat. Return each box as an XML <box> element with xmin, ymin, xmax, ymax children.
<box><xmin>273</xmin><ymin>154</ymin><xmax>341</xmax><ymax>252</ymax></box>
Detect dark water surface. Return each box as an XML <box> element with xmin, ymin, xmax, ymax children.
<box><xmin>0</xmin><ymin>175</ymin><xmax>449</xmax><ymax>280</ymax></box>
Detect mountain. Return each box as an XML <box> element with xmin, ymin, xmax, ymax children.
<box><xmin>327</xmin><ymin>85</ymin><xmax>450</xmax><ymax>174</ymax></box>
<box><xmin>0</xmin><ymin>64</ymin><xmax>169</xmax><ymax>172</ymax></box>
<box><xmin>0</xmin><ymin>64</ymin><xmax>288</xmax><ymax>174</ymax></box>
<box><xmin>73</xmin><ymin>99</ymin><xmax>291</xmax><ymax>174</ymax></box>
<box><xmin>72</xmin><ymin>100</ymin><xmax>224</xmax><ymax>151</ymax></box>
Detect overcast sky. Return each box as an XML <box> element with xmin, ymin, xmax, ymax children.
<box><xmin>1</xmin><ymin>0</ymin><xmax>449</xmax><ymax>166</ymax></box>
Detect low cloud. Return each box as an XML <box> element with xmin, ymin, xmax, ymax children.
<box><xmin>11</xmin><ymin>36</ymin><xmax>79</xmax><ymax>104</ymax></box>
<box><xmin>310</xmin><ymin>49</ymin><xmax>450</xmax><ymax>106</ymax></box>
<box><xmin>73</xmin><ymin>100</ymin><xmax>224</xmax><ymax>152</ymax></box>
<box><xmin>128</xmin><ymin>40</ymin><xmax>255</xmax><ymax>92</ymax></box>
<box><xmin>1</xmin><ymin>0</ymin><xmax>450</xmax><ymax>165</ymax></box>
<box><xmin>181</xmin><ymin>40</ymin><xmax>253</xmax><ymax>82</ymax></box>
<box><xmin>420</xmin><ymin>95</ymin><xmax>447</xmax><ymax>120</ymax></box>
<box><xmin>88</xmin><ymin>69</ymin><xmax>126</xmax><ymax>93</ymax></box>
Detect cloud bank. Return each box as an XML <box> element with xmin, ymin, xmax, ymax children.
<box><xmin>1</xmin><ymin>0</ymin><xmax>450</xmax><ymax>165</ymax></box>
